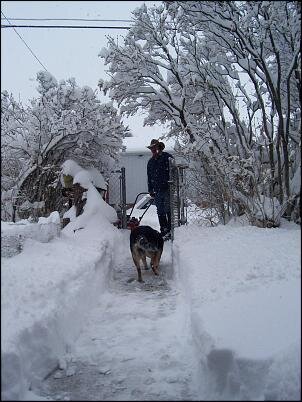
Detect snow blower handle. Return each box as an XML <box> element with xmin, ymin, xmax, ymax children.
<box><xmin>138</xmin><ymin>197</ymin><xmax>154</xmax><ymax>224</ymax></box>
<box><xmin>127</xmin><ymin>192</ymin><xmax>150</xmax><ymax>221</ymax></box>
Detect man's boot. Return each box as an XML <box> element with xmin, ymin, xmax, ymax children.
<box><xmin>162</xmin><ymin>213</ymin><xmax>172</xmax><ymax>241</ymax></box>
<box><xmin>158</xmin><ymin>214</ymin><xmax>168</xmax><ymax>235</ymax></box>
<box><xmin>167</xmin><ymin>212</ymin><xmax>171</xmax><ymax>232</ymax></box>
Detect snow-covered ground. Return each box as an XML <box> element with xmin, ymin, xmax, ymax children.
<box><xmin>1</xmin><ymin>191</ymin><xmax>301</xmax><ymax>401</ymax></box>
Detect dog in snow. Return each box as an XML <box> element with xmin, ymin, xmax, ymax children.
<box><xmin>130</xmin><ymin>225</ymin><xmax>164</xmax><ymax>282</ymax></box>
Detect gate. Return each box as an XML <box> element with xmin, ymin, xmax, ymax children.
<box><xmin>106</xmin><ymin>167</ymin><xmax>127</xmax><ymax>229</ymax></box>
<box><xmin>169</xmin><ymin>159</ymin><xmax>188</xmax><ymax>241</ymax></box>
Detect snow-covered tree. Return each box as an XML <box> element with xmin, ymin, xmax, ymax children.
<box><xmin>175</xmin><ymin>0</ymin><xmax>301</xmax><ymax>221</ymax></box>
<box><xmin>1</xmin><ymin>72</ymin><xmax>129</xmax><ymax>220</ymax></box>
<box><xmin>99</xmin><ymin>1</ymin><xmax>301</xmax><ymax>225</ymax></box>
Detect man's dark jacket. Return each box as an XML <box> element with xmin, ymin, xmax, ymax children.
<box><xmin>147</xmin><ymin>151</ymin><xmax>173</xmax><ymax>193</ymax></box>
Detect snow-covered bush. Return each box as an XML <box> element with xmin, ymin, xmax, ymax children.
<box><xmin>60</xmin><ymin>159</ymin><xmax>113</xmax><ymax>227</ymax></box>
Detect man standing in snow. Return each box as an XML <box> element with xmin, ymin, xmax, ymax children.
<box><xmin>147</xmin><ymin>139</ymin><xmax>173</xmax><ymax>241</ymax></box>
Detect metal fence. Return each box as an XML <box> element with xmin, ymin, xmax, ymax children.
<box><xmin>1</xmin><ymin>192</ymin><xmax>46</xmax><ymax>223</ymax></box>
<box><xmin>183</xmin><ymin>168</ymin><xmax>222</xmax><ymax>227</ymax></box>
<box><xmin>2</xmin><ymin>164</ymin><xmax>223</xmax><ymax>232</ymax></box>
<box><xmin>168</xmin><ymin>162</ymin><xmax>226</xmax><ymax>238</ymax></box>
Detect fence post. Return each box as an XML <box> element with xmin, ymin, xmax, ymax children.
<box><xmin>120</xmin><ymin>167</ymin><xmax>127</xmax><ymax>229</ymax></box>
<box><xmin>169</xmin><ymin>158</ymin><xmax>178</xmax><ymax>241</ymax></box>
<box><xmin>12</xmin><ymin>205</ymin><xmax>16</xmax><ymax>223</ymax></box>
<box><xmin>178</xmin><ymin>165</ymin><xmax>187</xmax><ymax>226</ymax></box>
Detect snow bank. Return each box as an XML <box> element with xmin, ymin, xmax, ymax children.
<box><xmin>1</xmin><ymin>189</ymin><xmax>122</xmax><ymax>400</ymax></box>
<box><xmin>1</xmin><ymin>212</ymin><xmax>61</xmax><ymax>258</ymax></box>
<box><xmin>63</xmin><ymin>183</ymin><xmax>117</xmax><ymax>230</ymax></box>
<box><xmin>1</xmin><ymin>191</ymin><xmax>300</xmax><ymax>401</ymax></box>
<box><xmin>173</xmin><ymin>220</ymin><xmax>301</xmax><ymax>400</ymax></box>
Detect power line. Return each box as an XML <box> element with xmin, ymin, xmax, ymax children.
<box><xmin>1</xmin><ymin>11</ymin><xmax>48</xmax><ymax>71</ymax></box>
<box><xmin>1</xmin><ymin>17</ymin><xmax>133</xmax><ymax>22</ymax></box>
<box><xmin>1</xmin><ymin>24</ymin><xmax>131</xmax><ymax>29</ymax></box>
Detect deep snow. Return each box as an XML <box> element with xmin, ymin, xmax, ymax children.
<box><xmin>1</xmin><ymin>191</ymin><xmax>301</xmax><ymax>400</ymax></box>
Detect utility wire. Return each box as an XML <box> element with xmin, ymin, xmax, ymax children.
<box><xmin>1</xmin><ymin>11</ymin><xmax>48</xmax><ymax>71</ymax></box>
<box><xmin>1</xmin><ymin>17</ymin><xmax>133</xmax><ymax>22</ymax></box>
<box><xmin>1</xmin><ymin>24</ymin><xmax>131</xmax><ymax>29</ymax></box>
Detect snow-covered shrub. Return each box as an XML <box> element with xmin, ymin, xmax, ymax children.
<box><xmin>246</xmin><ymin>195</ymin><xmax>284</xmax><ymax>228</ymax></box>
<box><xmin>60</xmin><ymin>160</ymin><xmax>113</xmax><ymax>227</ymax></box>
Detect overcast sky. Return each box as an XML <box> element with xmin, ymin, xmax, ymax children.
<box><xmin>1</xmin><ymin>1</ymin><xmax>168</xmax><ymax>146</ymax></box>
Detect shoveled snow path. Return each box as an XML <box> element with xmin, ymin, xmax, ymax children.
<box><xmin>40</xmin><ymin>235</ymin><xmax>202</xmax><ymax>400</ymax></box>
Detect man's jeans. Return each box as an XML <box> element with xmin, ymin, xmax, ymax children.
<box><xmin>154</xmin><ymin>190</ymin><xmax>171</xmax><ymax>234</ymax></box>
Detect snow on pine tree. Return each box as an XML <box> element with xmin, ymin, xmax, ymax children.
<box><xmin>99</xmin><ymin>1</ymin><xmax>300</xmax><ymax>226</ymax></box>
<box><xmin>1</xmin><ymin>72</ymin><xmax>129</xmax><ymax>221</ymax></box>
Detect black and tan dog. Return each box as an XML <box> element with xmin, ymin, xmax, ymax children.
<box><xmin>130</xmin><ymin>225</ymin><xmax>164</xmax><ymax>282</ymax></box>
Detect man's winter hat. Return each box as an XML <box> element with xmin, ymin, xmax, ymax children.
<box><xmin>147</xmin><ymin>138</ymin><xmax>165</xmax><ymax>150</ymax></box>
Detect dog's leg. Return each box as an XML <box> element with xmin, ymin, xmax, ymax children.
<box><xmin>151</xmin><ymin>254</ymin><xmax>159</xmax><ymax>276</ymax></box>
<box><xmin>132</xmin><ymin>252</ymin><xmax>143</xmax><ymax>282</ymax></box>
<box><xmin>152</xmin><ymin>250</ymin><xmax>163</xmax><ymax>276</ymax></box>
<box><xmin>142</xmin><ymin>254</ymin><xmax>149</xmax><ymax>270</ymax></box>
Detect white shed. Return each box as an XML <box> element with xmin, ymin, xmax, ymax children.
<box><xmin>120</xmin><ymin>149</ymin><xmax>150</xmax><ymax>204</ymax></box>
<box><xmin>120</xmin><ymin>137</ymin><xmax>175</xmax><ymax>205</ymax></box>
